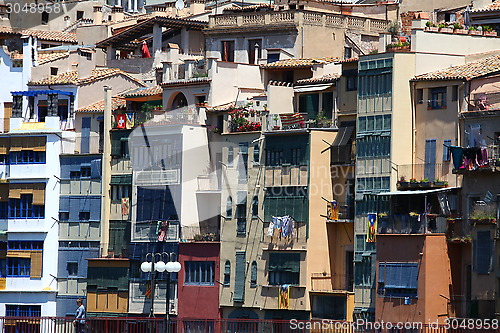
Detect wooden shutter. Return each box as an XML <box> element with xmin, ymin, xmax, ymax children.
<box><xmin>0</xmin><ymin>137</ymin><xmax>8</xmax><ymax>154</ymax></box>
<box><xmin>32</xmin><ymin>137</ymin><xmax>46</xmax><ymax>152</ymax></box>
<box><xmin>234</xmin><ymin>251</ymin><xmax>246</xmax><ymax>302</ymax></box>
<box><xmin>7</xmin><ymin>250</ymin><xmax>32</xmax><ymax>258</ymax></box>
<box><xmin>9</xmin><ymin>137</ymin><xmax>22</xmax><ymax>152</ymax></box>
<box><xmin>0</xmin><ymin>184</ymin><xmax>8</xmax><ymax>202</ymax></box>
<box><xmin>30</xmin><ymin>251</ymin><xmax>43</xmax><ymax>278</ymax></box>
<box><xmin>3</xmin><ymin>102</ymin><xmax>12</xmax><ymax>133</ymax></box>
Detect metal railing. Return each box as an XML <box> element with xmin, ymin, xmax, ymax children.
<box><xmin>397</xmin><ymin>162</ymin><xmax>454</xmax><ymax>184</ymax></box>
<box><xmin>264</xmin><ymin>165</ymin><xmax>308</xmax><ymax>187</ymax></box>
<box><xmin>378</xmin><ymin>215</ymin><xmax>448</xmax><ymax>234</ymax></box>
<box><xmin>0</xmin><ymin>317</ymin><xmax>493</xmax><ymax>332</ymax></box>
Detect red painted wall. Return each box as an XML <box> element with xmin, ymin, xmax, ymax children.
<box><xmin>178</xmin><ymin>242</ymin><xmax>220</xmax><ymax>320</ymax></box>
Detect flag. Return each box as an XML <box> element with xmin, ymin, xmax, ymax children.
<box><xmin>279</xmin><ymin>113</ymin><xmax>305</xmax><ymax>128</ymax></box>
<box><xmin>366</xmin><ymin>213</ymin><xmax>377</xmax><ymax>242</ymax></box>
<box><xmin>121</xmin><ymin>197</ymin><xmax>129</xmax><ymax>216</ymax></box>
<box><xmin>327</xmin><ymin>200</ymin><xmax>339</xmax><ymax>221</ymax></box>
<box><xmin>126</xmin><ymin>113</ymin><xmax>135</xmax><ymax>129</ymax></box>
<box><xmin>278</xmin><ymin>285</ymin><xmax>290</xmax><ymax>309</ymax></box>
<box><xmin>115</xmin><ymin>114</ymin><xmax>126</xmax><ymax>129</ymax></box>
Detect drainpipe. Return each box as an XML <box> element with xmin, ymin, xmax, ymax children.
<box><xmin>100</xmin><ymin>86</ymin><xmax>112</xmax><ymax>257</ymax></box>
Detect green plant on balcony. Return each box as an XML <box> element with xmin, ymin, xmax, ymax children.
<box><xmin>438</xmin><ymin>23</ymin><xmax>447</xmax><ymax>29</ymax></box>
<box><xmin>386</xmin><ymin>41</ymin><xmax>410</xmax><ymax>49</ymax></box>
<box><xmin>483</xmin><ymin>25</ymin><xmax>493</xmax><ymax>32</ymax></box>
<box><xmin>314</xmin><ymin>110</ymin><xmax>331</xmax><ymax>128</ymax></box>
<box><xmin>469</xmin><ymin>204</ymin><xmax>497</xmax><ymax>223</ymax></box>
<box><xmin>453</xmin><ymin>22</ymin><xmax>464</xmax><ymax>30</ymax></box>
<box><xmin>468</xmin><ymin>26</ymin><xmax>477</xmax><ymax>31</ymax></box>
<box><xmin>426</xmin><ymin>21</ymin><xmax>437</xmax><ymax>27</ymax></box>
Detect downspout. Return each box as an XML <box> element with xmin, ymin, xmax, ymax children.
<box><xmin>301</xmin><ymin>26</ymin><xmax>304</xmax><ymax>58</ymax></box>
<box><xmin>100</xmin><ymin>86</ymin><xmax>112</xmax><ymax>257</ymax></box>
<box><xmin>410</xmin><ymin>80</ymin><xmax>416</xmax><ymax>172</ymax></box>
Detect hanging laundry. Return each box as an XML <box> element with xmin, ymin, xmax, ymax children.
<box><xmin>267</xmin><ymin>217</ymin><xmax>277</xmax><ymax>237</ymax></box>
<box><xmin>121</xmin><ymin>197</ymin><xmax>129</xmax><ymax>216</ymax></box>
<box><xmin>281</xmin><ymin>216</ymin><xmax>295</xmax><ymax>238</ymax></box>
<box><xmin>157</xmin><ymin>221</ymin><xmax>169</xmax><ymax>241</ymax></box>
<box><xmin>278</xmin><ymin>284</ymin><xmax>291</xmax><ymax>309</ymax></box>
<box><xmin>450</xmin><ymin>146</ymin><xmax>465</xmax><ymax>170</ymax></box>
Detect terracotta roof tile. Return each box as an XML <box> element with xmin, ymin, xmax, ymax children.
<box><xmin>76</xmin><ymin>97</ymin><xmax>127</xmax><ymax>113</ymax></box>
<box><xmin>160</xmin><ymin>77</ymin><xmax>211</xmax><ymax>87</ymax></box>
<box><xmin>123</xmin><ymin>85</ymin><xmax>162</xmax><ymax>98</ymax></box>
<box><xmin>295</xmin><ymin>74</ymin><xmax>340</xmax><ymax>85</ymax></box>
<box><xmin>29</xmin><ymin>68</ymin><xmax>146</xmax><ymax>86</ymax></box>
<box><xmin>0</xmin><ymin>26</ymin><xmax>77</xmax><ymax>43</ymax></box>
<box><xmin>261</xmin><ymin>57</ymin><xmax>339</xmax><ymax>69</ymax></box>
<box><xmin>472</xmin><ymin>0</ymin><xmax>500</xmax><ymax>12</ymax></box>
<box><xmin>413</xmin><ymin>54</ymin><xmax>500</xmax><ymax>81</ymax></box>
<box><xmin>9</xmin><ymin>50</ymin><xmax>70</xmax><ymax>64</ymax></box>
<box><xmin>337</xmin><ymin>57</ymin><xmax>359</xmax><ymax>64</ymax></box>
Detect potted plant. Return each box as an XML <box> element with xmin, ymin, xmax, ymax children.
<box><xmin>386</xmin><ymin>41</ymin><xmax>410</xmax><ymax>52</ymax></box>
<box><xmin>453</xmin><ymin>22</ymin><xmax>468</xmax><ymax>35</ymax></box>
<box><xmin>397</xmin><ymin>176</ymin><xmax>409</xmax><ymax>189</ymax></box>
<box><xmin>438</xmin><ymin>23</ymin><xmax>453</xmax><ymax>33</ymax></box>
<box><xmin>469</xmin><ymin>204</ymin><xmax>497</xmax><ymax>224</ymax></box>
<box><xmin>433</xmin><ymin>179</ymin><xmax>447</xmax><ymax>187</ymax></box>
<box><xmin>468</xmin><ymin>26</ymin><xmax>482</xmax><ymax>35</ymax></box>
<box><xmin>419</xmin><ymin>178</ymin><xmax>431</xmax><ymax>187</ymax></box>
<box><xmin>425</xmin><ymin>21</ymin><xmax>439</xmax><ymax>32</ymax></box>
<box><xmin>483</xmin><ymin>25</ymin><xmax>497</xmax><ymax>36</ymax></box>
<box><xmin>409</xmin><ymin>178</ymin><xmax>419</xmax><ymax>188</ymax></box>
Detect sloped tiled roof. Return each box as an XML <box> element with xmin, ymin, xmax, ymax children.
<box><xmin>413</xmin><ymin>54</ymin><xmax>500</xmax><ymax>81</ymax></box>
<box><xmin>471</xmin><ymin>0</ymin><xmax>500</xmax><ymax>12</ymax></box>
<box><xmin>160</xmin><ymin>77</ymin><xmax>211</xmax><ymax>88</ymax></box>
<box><xmin>9</xmin><ymin>50</ymin><xmax>70</xmax><ymax>64</ymax></box>
<box><xmin>295</xmin><ymin>74</ymin><xmax>340</xmax><ymax>85</ymax></box>
<box><xmin>76</xmin><ymin>97</ymin><xmax>127</xmax><ymax>113</ymax></box>
<box><xmin>261</xmin><ymin>57</ymin><xmax>339</xmax><ymax>69</ymax></box>
<box><xmin>29</xmin><ymin>68</ymin><xmax>146</xmax><ymax>86</ymax></box>
<box><xmin>223</xmin><ymin>3</ymin><xmax>273</xmax><ymax>12</ymax></box>
<box><xmin>123</xmin><ymin>85</ymin><xmax>162</xmax><ymax>98</ymax></box>
<box><xmin>0</xmin><ymin>26</ymin><xmax>77</xmax><ymax>43</ymax></box>
<box><xmin>337</xmin><ymin>57</ymin><xmax>359</xmax><ymax>64</ymax></box>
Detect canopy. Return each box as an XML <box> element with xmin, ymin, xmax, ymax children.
<box><xmin>377</xmin><ymin>187</ymin><xmax>460</xmax><ymax>196</ymax></box>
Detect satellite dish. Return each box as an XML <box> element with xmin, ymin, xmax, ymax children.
<box><xmin>175</xmin><ymin>0</ymin><xmax>185</xmax><ymax>10</ymax></box>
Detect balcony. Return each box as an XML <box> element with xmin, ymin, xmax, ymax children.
<box><xmin>311</xmin><ymin>273</ymin><xmax>353</xmax><ymax>292</ymax></box>
<box><xmin>452</xmin><ymin>145</ymin><xmax>500</xmax><ymax>174</ymax></box>
<box><xmin>264</xmin><ymin>165</ymin><xmax>308</xmax><ymax>187</ymax></box>
<box><xmin>265</xmin><ymin>113</ymin><xmax>333</xmax><ymax>132</ymax></box>
<box><xmin>196</xmin><ymin>174</ymin><xmax>221</xmax><ymax>192</ymax></box>
<box><xmin>208</xmin><ymin>10</ymin><xmax>388</xmax><ymax>36</ymax></box>
<box><xmin>397</xmin><ymin>162</ymin><xmax>455</xmax><ymax>189</ymax></box>
<box><xmin>465</xmin><ymin>91</ymin><xmax>500</xmax><ymax>114</ymax></box>
<box><xmin>132</xmin><ymin>220</ymin><xmax>180</xmax><ymax>242</ymax></box>
<box><xmin>111</xmin><ymin>158</ymin><xmax>132</xmax><ymax>174</ymax></box>
<box><xmin>325</xmin><ymin>200</ymin><xmax>355</xmax><ymax>222</ymax></box>
<box><xmin>378</xmin><ymin>214</ymin><xmax>448</xmax><ymax>234</ymax></box>
<box><xmin>226</xmin><ymin>111</ymin><xmax>262</xmax><ymax>134</ymax></box>
<box><xmin>262</xmin><ymin>221</ymin><xmax>307</xmax><ymax>250</ymax></box>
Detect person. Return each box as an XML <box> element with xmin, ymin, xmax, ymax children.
<box><xmin>73</xmin><ymin>298</ymin><xmax>86</xmax><ymax>333</ymax></box>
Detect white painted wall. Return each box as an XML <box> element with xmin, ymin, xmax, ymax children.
<box><xmin>0</xmin><ymin>46</ymin><xmax>23</xmax><ymax>133</ymax></box>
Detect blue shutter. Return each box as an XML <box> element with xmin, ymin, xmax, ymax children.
<box><xmin>81</xmin><ymin>117</ymin><xmax>91</xmax><ymax>154</ymax></box>
<box><xmin>90</xmin><ymin>197</ymin><xmax>101</xmax><ymax>221</ymax></box>
<box><xmin>59</xmin><ymin>197</ymin><xmax>70</xmax><ymax>212</ymax></box>
<box><xmin>91</xmin><ymin>159</ymin><xmax>101</xmax><ymax>179</ymax></box>
<box><xmin>476</xmin><ymin>231</ymin><xmax>492</xmax><ymax>275</ymax></box>
<box><xmin>424</xmin><ymin>139</ymin><xmax>436</xmax><ymax>180</ymax></box>
<box><xmin>234</xmin><ymin>251</ymin><xmax>246</xmax><ymax>302</ymax></box>
<box><xmin>443</xmin><ymin>140</ymin><xmax>451</xmax><ymax>161</ymax></box>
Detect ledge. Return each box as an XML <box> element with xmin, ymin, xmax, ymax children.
<box><xmin>262</xmin><ymin>285</ymin><xmax>306</xmax><ymax>288</ymax></box>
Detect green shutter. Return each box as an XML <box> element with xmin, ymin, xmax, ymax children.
<box><xmin>234</xmin><ymin>251</ymin><xmax>246</xmax><ymax>302</ymax></box>
<box><xmin>306</xmin><ymin>94</ymin><xmax>319</xmax><ymax>119</ymax></box>
<box><xmin>322</xmin><ymin>92</ymin><xmax>333</xmax><ymax>119</ymax></box>
<box><xmin>268</xmin><ymin>253</ymin><xmax>300</xmax><ymax>273</ymax></box>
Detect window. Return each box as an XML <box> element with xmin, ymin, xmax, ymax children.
<box><xmin>7</xmin><ymin>258</ymin><xmax>30</xmax><ymax>277</ymax></box>
<box><xmin>0</xmin><ymin>258</ymin><xmax>5</xmax><ymax>277</ymax></box>
<box><xmin>221</xmin><ymin>41</ymin><xmax>235</xmax><ymax>62</ymax></box>
<box><xmin>429</xmin><ymin>87</ymin><xmax>447</xmax><ymax>109</ymax></box>
<box><xmin>238</xmin><ymin>143</ymin><xmax>248</xmax><ymax>184</ymax></box>
<box><xmin>236</xmin><ymin>192</ymin><xmax>247</xmax><ymax>235</ymax></box>
<box><xmin>10</xmin><ymin>151</ymin><xmax>46</xmax><ymax>164</ymax></box>
<box><xmin>354</xmin><ymin>256</ymin><xmax>371</xmax><ymax>287</ymax></box>
<box><xmin>67</xmin><ymin>262</ymin><xmax>78</xmax><ymax>276</ymax></box>
<box><xmin>268</xmin><ymin>252</ymin><xmax>300</xmax><ymax>285</ymax></box>
<box><xmin>312</xmin><ymin>295</ymin><xmax>346</xmax><ymax>320</ymax></box>
<box><xmin>378</xmin><ymin>262</ymin><xmax>418</xmax><ymax>298</ymax></box>
<box><xmin>452</xmin><ymin>85</ymin><xmax>458</xmax><ymax>101</ymax></box>
<box><xmin>443</xmin><ymin>140</ymin><xmax>452</xmax><ymax>161</ymax></box>
<box><xmin>228</xmin><ymin>147</ymin><xmax>234</xmax><ymax>168</ymax></box>
<box><xmin>57</xmin><ymin>99</ymin><xmax>69</xmax><ymax>121</ymax></box>
<box><xmin>234</xmin><ymin>251</ymin><xmax>245</xmax><ymax>302</ymax></box>
<box><xmin>267</xmin><ymin>53</ymin><xmax>280</xmax><ymax>63</ymax></box>
<box><xmin>9</xmin><ymin>194</ymin><xmax>44</xmax><ymax>219</ymax></box>
<box><xmin>80</xmin><ymin>166</ymin><xmax>91</xmax><ymax>178</ymax></box>
<box><xmin>50</xmin><ymin>67</ymin><xmax>58</xmax><ymax>76</ymax></box>
<box><xmin>253</xmin><ymin>144</ymin><xmax>260</xmax><ymax>165</ymax></box>
<box><xmin>41</xmin><ymin>11</ymin><xmax>49</xmax><ymax>25</ymax></box>
<box><xmin>0</xmin><ymin>201</ymin><xmax>7</xmax><ymax>219</ymax></box>
<box><xmin>298</xmin><ymin>93</ymin><xmax>319</xmax><ymax>119</ymax></box>
<box><xmin>344</xmin><ymin>47</ymin><xmax>352</xmax><ymax>60</ymax></box>
<box><xmin>184</xmin><ymin>261</ymin><xmax>215</xmax><ymax>285</ymax></box>
<box><xmin>59</xmin><ymin>212</ymin><xmax>69</xmax><ymax>221</ymax></box>
<box><xmin>8</xmin><ymin>241</ymin><xmax>43</xmax><ymax>250</ymax></box>
<box><xmin>416</xmin><ymin>89</ymin><xmax>423</xmax><ymax>104</ymax></box>
<box><xmin>252</xmin><ymin>196</ymin><xmax>258</xmax><ymax>218</ymax></box>
<box><xmin>250</xmin><ymin>261</ymin><xmax>257</xmax><ymax>287</ymax></box>
<box><xmin>111</xmin><ymin>185</ymin><xmax>131</xmax><ymax>201</ymax></box>
<box><xmin>224</xmin><ymin>260</ymin><xmax>231</xmax><ymax>286</ymax></box>
<box><xmin>346</xmin><ymin>74</ymin><xmax>357</xmax><ymax>91</ymax></box>
<box><xmin>247</xmin><ymin>39</ymin><xmax>262</xmax><ymax>65</ymax></box>
<box><xmin>76</xmin><ymin>10</ymin><xmax>84</xmax><ymax>20</ymax></box>
<box><xmin>226</xmin><ymin>196</ymin><xmax>233</xmax><ymax>219</ymax></box>
<box><xmin>6</xmin><ymin>305</ymin><xmax>41</xmax><ymax>317</ymax></box>
<box><xmin>79</xmin><ymin>212</ymin><xmax>90</xmax><ymax>221</ymax></box>
<box><xmin>264</xmin><ymin>187</ymin><xmax>308</xmax><ymax>222</ymax></box>
<box><xmin>291</xmin><ymin>148</ymin><xmax>301</xmax><ymax>166</ymax></box>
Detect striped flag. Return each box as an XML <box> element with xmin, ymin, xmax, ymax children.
<box><xmin>279</xmin><ymin>113</ymin><xmax>305</xmax><ymax>127</ymax></box>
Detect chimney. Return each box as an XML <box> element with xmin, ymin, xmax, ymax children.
<box><xmin>162</xmin><ymin>61</ymin><xmax>172</xmax><ymax>82</ymax></box>
<box><xmin>184</xmin><ymin>59</ymin><xmax>196</xmax><ymax>79</ymax></box>
<box><xmin>378</xmin><ymin>33</ymin><xmax>391</xmax><ymax>53</ymax></box>
<box><xmin>190</xmin><ymin>0</ymin><xmax>205</xmax><ymax>15</ymax></box>
<box><xmin>152</xmin><ymin>5</ymin><xmax>168</xmax><ymax>16</ymax></box>
<box><xmin>93</xmin><ymin>5</ymin><xmax>103</xmax><ymax>25</ymax></box>
<box><xmin>111</xmin><ymin>6</ymin><xmax>124</xmax><ymax>22</ymax></box>
<box><xmin>412</xmin><ymin>12</ymin><xmax>429</xmax><ymax>30</ymax></box>
<box><xmin>77</xmin><ymin>48</ymin><xmax>95</xmax><ymax>79</ymax></box>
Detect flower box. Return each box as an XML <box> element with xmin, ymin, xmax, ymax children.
<box><xmin>397</xmin><ymin>181</ymin><xmax>409</xmax><ymax>190</ymax></box>
<box><xmin>484</xmin><ymin>31</ymin><xmax>498</xmax><ymax>37</ymax></box>
<box><xmin>419</xmin><ymin>181</ymin><xmax>432</xmax><ymax>188</ymax></box>
<box><xmin>409</xmin><ymin>182</ymin><xmax>420</xmax><ymax>188</ymax></box>
<box><xmin>468</xmin><ymin>30</ymin><xmax>483</xmax><ymax>36</ymax></box>
<box><xmin>469</xmin><ymin>218</ymin><xmax>497</xmax><ymax>224</ymax></box>
<box><xmin>425</xmin><ymin>27</ymin><xmax>439</xmax><ymax>32</ymax></box>
<box><xmin>433</xmin><ymin>181</ymin><xmax>447</xmax><ymax>187</ymax></box>
<box><xmin>387</xmin><ymin>45</ymin><xmax>410</xmax><ymax>53</ymax></box>
<box><xmin>454</xmin><ymin>29</ymin><xmax>468</xmax><ymax>35</ymax></box>
<box><xmin>439</xmin><ymin>27</ymin><xmax>453</xmax><ymax>33</ymax></box>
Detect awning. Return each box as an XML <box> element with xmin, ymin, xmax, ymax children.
<box><xmin>378</xmin><ymin>187</ymin><xmax>460</xmax><ymax>196</ymax></box>
<box><xmin>11</xmin><ymin>90</ymin><xmax>74</xmax><ymax>96</ymax></box>
<box><xmin>332</xmin><ymin>122</ymin><xmax>355</xmax><ymax>147</ymax></box>
<box><xmin>294</xmin><ymin>84</ymin><xmax>333</xmax><ymax>93</ymax></box>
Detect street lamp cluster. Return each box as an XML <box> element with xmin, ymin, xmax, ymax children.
<box><xmin>141</xmin><ymin>252</ymin><xmax>181</xmax><ymax>332</ymax></box>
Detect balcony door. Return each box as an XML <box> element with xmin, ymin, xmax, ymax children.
<box><xmin>424</xmin><ymin>139</ymin><xmax>436</xmax><ymax>181</ymax></box>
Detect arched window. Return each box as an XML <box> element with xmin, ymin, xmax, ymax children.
<box><xmin>224</xmin><ymin>260</ymin><xmax>231</xmax><ymax>286</ymax></box>
<box><xmin>252</xmin><ymin>196</ymin><xmax>258</xmax><ymax>218</ymax></box>
<box><xmin>171</xmin><ymin>92</ymin><xmax>188</xmax><ymax>110</ymax></box>
<box><xmin>250</xmin><ymin>261</ymin><xmax>257</xmax><ymax>287</ymax></box>
<box><xmin>226</xmin><ymin>196</ymin><xmax>233</xmax><ymax>219</ymax></box>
